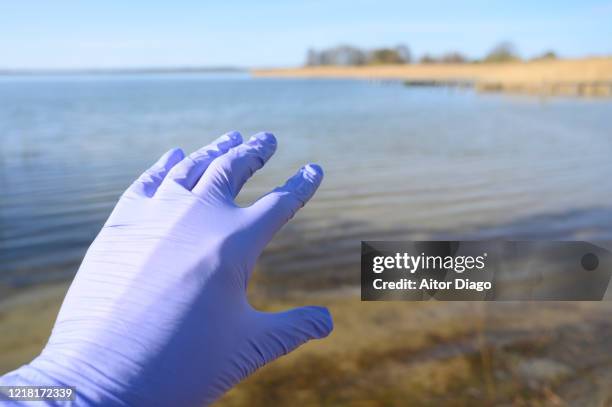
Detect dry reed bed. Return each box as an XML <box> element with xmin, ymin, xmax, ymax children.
<box><xmin>253</xmin><ymin>58</ymin><xmax>612</xmax><ymax>97</ymax></box>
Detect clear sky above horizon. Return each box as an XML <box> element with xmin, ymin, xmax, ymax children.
<box><xmin>1</xmin><ymin>0</ymin><xmax>611</xmax><ymax>69</ymax></box>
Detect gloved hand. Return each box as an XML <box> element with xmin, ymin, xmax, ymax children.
<box><xmin>1</xmin><ymin>131</ymin><xmax>333</xmax><ymax>406</ymax></box>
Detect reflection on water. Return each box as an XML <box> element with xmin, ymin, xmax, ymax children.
<box><xmin>1</xmin><ymin>73</ymin><xmax>612</xmax><ymax>288</ymax></box>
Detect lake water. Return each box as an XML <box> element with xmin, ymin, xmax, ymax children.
<box><xmin>1</xmin><ymin>73</ymin><xmax>612</xmax><ymax>288</ymax></box>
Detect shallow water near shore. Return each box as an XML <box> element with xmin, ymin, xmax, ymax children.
<box><xmin>1</xmin><ymin>73</ymin><xmax>612</xmax><ymax>289</ymax></box>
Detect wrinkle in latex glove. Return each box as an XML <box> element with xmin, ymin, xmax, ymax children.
<box><xmin>0</xmin><ymin>132</ymin><xmax>333</xmax><ymax>406</ymax></box>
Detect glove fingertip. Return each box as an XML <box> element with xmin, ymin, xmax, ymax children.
<box><xmin>248</xmin><ymin>131</ymin><xmax>277</xmax><ymax>147</ymax></box>
<box><xmin>224</xmin><ymin>130</ymin><xmax>243</xmax><ymax>144</ymax></box>
<box><xmin>302</xmin><ymin>305</ymin><xmax>334</xmax><ymax>339</ymax></box>
<box><xmin>304</xmin><ymin>163</ymin><xmax>324</xmax><ymax>180</ymax></box>
<box><xmin>165</xmin><ymin>147</ymin><xmax>186</xmax><ymax>162</ymax></box>
<box><xmin>246</xmin><ymin>132</ymin><xmax>277</xmax><ymax>162</ymax></box>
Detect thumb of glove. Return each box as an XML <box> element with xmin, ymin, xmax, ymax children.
<box><xmin>252</xmin><ymin>306</ymin><xmax>333</xmax><ymax>366</ymax></box>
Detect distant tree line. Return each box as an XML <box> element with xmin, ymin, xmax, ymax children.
<box><xmin>306</xmin><ymin>45</ymin><xmax>412</xmax><ymax>66</ymax></box>
<box><xmin>305</xmin><ymin>42</ymin><xmax>558</xmax><ymax>66</ymax></box>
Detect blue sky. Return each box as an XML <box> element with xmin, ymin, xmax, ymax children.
<box><xmin>1</xmin><ymin>0</ymin><xmax>611</xmax><ymax>69</ymax></box>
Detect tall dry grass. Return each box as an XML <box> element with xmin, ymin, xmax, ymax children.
<box><xmin>253</xmin><ymin>58</ymin><xmax>612</xmax><ymax>96</ymax></box>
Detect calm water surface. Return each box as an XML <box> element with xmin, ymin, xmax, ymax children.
<box><xmin>1</xmin><ymin>73</ymin><xmax>612</xmax><ymax>287</ymax></box>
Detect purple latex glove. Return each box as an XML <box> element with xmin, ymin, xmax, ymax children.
<box><xmin>0</xmin><ymin>132</ymin><xmax>333</xmax><ymax>406</ymax></box>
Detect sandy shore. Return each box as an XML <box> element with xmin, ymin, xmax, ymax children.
<box><xmin>0</xmin><ymin>283</ymin><xmax>69</xmax><ymax>374</ymax></box>
<box><xmin>253</xmin><ymin>57</ymin><xmax>612</xmax><ymax>97</ymax></box>
<box><xmin>2</xmin><ymin>280</ymin><xmax>612</xmax><ymax>405</ymax></box>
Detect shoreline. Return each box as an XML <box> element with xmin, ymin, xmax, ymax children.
<box><xmin>252</xmin><ymin>57</ymin><xmax>612</xmax><ymax>97</ymax></box>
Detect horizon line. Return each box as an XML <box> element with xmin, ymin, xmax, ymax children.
<box><xmin>0</xmin><ymin>66</ymin><xmax>249</xmax><ymax>76</ymax></box>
